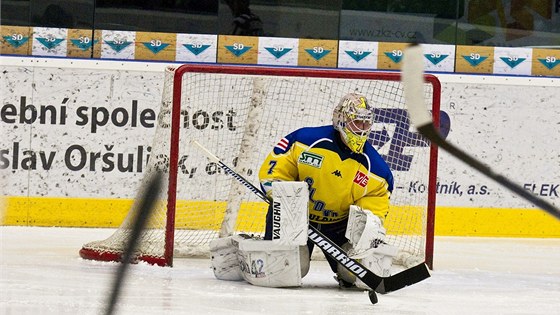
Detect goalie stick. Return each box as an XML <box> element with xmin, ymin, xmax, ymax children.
<box><xmin>402</xmin><ymin>44</ymin><xmax>560</xmax><ymax>221</ymax></box>
<box><xmin>104</xmin><ymin>172</ymin><xmax>163</xmax><ymax>315</ymax></box>
<box><xmin>192</xmin><ymin>140</ymin><xmax>430</xmax><ymax>294</ymax></box>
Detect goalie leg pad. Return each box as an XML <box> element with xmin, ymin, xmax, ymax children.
<box><xmin>299</xmin><ymin>244</ymin><xmax>310</xmax><ymax>278</ymax></box>
<box><xmin>337</xmin><ymin>242</ymin><xmax>399</xmax><ymax>289</ymax></box>
<box><xmin>359</xmin><ymin>244</ymin><xmax>398</xmax><ymax>278</ymax></box>
<box><xmin>237</xmin><ymin>239</ymin><xmax>304</xmax><ymax>287</ymax></box>
<box><xmin>354</xmin><ymin>243</ymin><xmax>399</xmax><ymax>289</ymax></box>
<box><xmin>209</xmin><ymin>234</ymin><xmax>249</xmax><ymax>281</ymax></box>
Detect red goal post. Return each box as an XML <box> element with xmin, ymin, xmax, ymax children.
<box><xmin>80</xmin><ymin>64</ymin><xmax>440</xmax><ymax>269</ymax></box>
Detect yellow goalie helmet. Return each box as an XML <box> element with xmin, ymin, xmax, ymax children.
<box><xmin>333</xmin><ymin>93</ymin><xmax>374</xmax><ymax>154</ymax></box>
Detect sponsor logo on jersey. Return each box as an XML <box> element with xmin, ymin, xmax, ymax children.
<box><xmin>298</xmin><ymin>151</ymin><xmax>324</xmax><ymax>168</ymax></box>
<box><xmin>332</xmin><ymin>170</ymin><xmax>342</xmax><ymax>177</ymax></box>
<box><xmin>354</xmin><ymin>171</ymin><xmax>369</xmax><ymax>187</ymax></box>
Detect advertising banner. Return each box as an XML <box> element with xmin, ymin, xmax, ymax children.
<box><xmin>1</xmin><ymin>61</ymin><xmax>558</xmax><ymax>234</ymax></box>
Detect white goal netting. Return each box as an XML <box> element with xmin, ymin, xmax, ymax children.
<box><xmin>80</xmin><ymin>65</ymin><xmax>439</xmax><ymax>268</ymax></box>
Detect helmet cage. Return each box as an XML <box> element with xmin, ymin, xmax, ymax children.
<box><xmin>333</xmin><ymin>93</ymin><xmax>374</xmax><ymax>153</ymax></box>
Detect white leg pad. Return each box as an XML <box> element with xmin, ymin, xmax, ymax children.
<box><xmin>209</xmin><ymin>235</ymin><xmax>247</xmax><ymax>281</ymax></box>
<box><xmin>271</xmin><ymin>181</ymin><xmax>309</xmax><ymax>246</ymax></box>
<box><xmin>237</xmin><ymin>239</ymin><xmax>303</xmax><ymax>287</ymax></box>
<box><xmin>337</xmin><ymin>242</ymin><xmax>399</xmax><ymax>289</ymax></box>
<box><xmin>355</xmin><ymin>244</ymin><xmax>399</xmax><ymax>289</ymax></box>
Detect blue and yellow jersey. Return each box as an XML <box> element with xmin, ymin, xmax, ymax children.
<box><xmin>258</xmin><ymin>125</ymin><xmax>393</xmax><ymax>224</ymax></box>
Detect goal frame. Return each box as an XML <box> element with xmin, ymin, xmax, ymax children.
<box><xmin>162</xmin><ymin>64</ymin><xmax>441</xmax><ymax>268</ymax></box>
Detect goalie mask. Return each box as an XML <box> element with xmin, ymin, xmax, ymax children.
<box><xmin>333</xmin><ymin>93</ymin><xmax>374</xmax><ymax>153</ymax></box>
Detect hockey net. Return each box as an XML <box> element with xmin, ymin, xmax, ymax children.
<box><xmin>80</xmin><ymin>65</ymin><xmax>440</xmax><ymax>268</ymax></box>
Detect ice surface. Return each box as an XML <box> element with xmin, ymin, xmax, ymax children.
<box><xmin>1</xmin><ymin>226</ymin><xmax>559</xmax><ymax>315</ymax></box>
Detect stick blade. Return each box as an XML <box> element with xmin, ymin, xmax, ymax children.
<box><xmin>402</xmin><ymin>44</ymin><xmax>433</xmax><ymax>128</ymax></box>
<box><xmin>375</xmin><ymin>263</ymin><xmax>431</xmax><ymax>294</ymax></box>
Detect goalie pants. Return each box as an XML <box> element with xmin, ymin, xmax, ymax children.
<box><xmin>264</xmin><ymin>204</ymin><xmax>348</xmax><ymax>274</ymax></box>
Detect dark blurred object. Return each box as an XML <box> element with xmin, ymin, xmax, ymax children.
<box><xmin>225</xmin><ymin>0</ymin><xmax>263</xmax><ymax>35</ymax></box>
<box><xmin>29</xmin><ymin>1</ymin><xmax>94</xmax><ymax>29</ymax></box>
<box><xmin>39</xmin><ymin>4</ymin><xmax>74</xmax><ymax>27</ymax></box>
